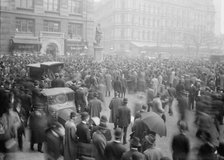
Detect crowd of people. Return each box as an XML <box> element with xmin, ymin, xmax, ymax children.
<box><xmin>0</xmin><ymin>53</ymin><xmax>224</xmax><ymax>160</ymax></box>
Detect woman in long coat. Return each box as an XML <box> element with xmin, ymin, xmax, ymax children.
<box><xmin>29</xmin><ymin>109</ymin><xmax>48</xmax><ymax>151</ymax></box>
<box><xmin>64</xmin><ymin>114</ymin><xmax>77</xmax><ymax>160</ymax></box>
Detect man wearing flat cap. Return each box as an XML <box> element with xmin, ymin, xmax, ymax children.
<box><xmin>121</xmin><ymin>137</ymin><xmax>145</xmax><ymax>160</ymax></box>
<box><xmin>117</xmin><ymin>98</ymin><xmax>131</xmax><ymax>144</ymax></box>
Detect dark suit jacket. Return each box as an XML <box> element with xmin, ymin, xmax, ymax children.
<box><xmin>121</xmin><ymin>149</ymin><xmax>145</xmax><ymax>160</ymax></box>
<box><xmin>171</xmin><ymin>133</ymin><xmax>190</xmax><ymax>156</ymax></box>
<box><xmin>117</xmin><ymin>105</ymin><xmax>131</xmax><ymax>127</ymax></box>
<box><xmin>104</xmin><ymin>141</ymin><xmax>127</xmax><ymax>160</ymax></box>
<box><xmin>113</xmin><ymin>79</ymin><xmax>122</xmax><ymax>92</ymax></box>
<box><xmin>76</xmin><ymin>122</ymin><xmax>91</xmax><ymax>143</ymax></box>
<box><xmin>51</xmin><ymin>78</ymin><xmax>65</xmax><ymax>88</ymax></box>
<box><xmin>20</xmin><ymin>93</ymin><xmax>32</xmax><ymax>113</ymax></box>
<box><xmin>88</xmin><ymin>97</ymin><xmax>102</xmax><ymax>118</ymax></box>
<box><xmin>32</xmin><ymin>87</ymin><xmax>42</xmax><ymax>107</ymax></box>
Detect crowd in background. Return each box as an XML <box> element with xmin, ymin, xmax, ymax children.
<box><xmin>0</xmin><ymin>53</ymin><xmax>224</xmax><ymax>160</ymax></box>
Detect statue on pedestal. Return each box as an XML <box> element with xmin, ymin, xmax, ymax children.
<box><xmin>95</xmin><ymin>24</ymin><xmax>103</xmax><ymax>47</ymax></box>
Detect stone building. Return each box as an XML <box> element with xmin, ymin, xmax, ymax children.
<box><xmin>0</xmin><ymin>0</ymin><xmax>94</xmax><ymax>55</ymax></box>
<box><xmin>95</xmin><ymin>0</ymin><xmax>215</xmax><ymax>55</ymax></box>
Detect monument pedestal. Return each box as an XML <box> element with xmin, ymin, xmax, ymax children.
<box><xmin>94</xmin><ymin>46</ymin><xmax>104</xmax><ymax>63</ymax></box>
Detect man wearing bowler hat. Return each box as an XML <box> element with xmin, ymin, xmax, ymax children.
<box><xmin>76</xmin><ymin>112</ymin><xmax>91</xmax><ymax>143</ymax></box>
<box><xmin>104</xmin><ymin>128</ymin><xmax>127</xmax><ymax>160</ymax></box>
<box><xmin>121</xmin><ymin>137</ymin><xmax>145</xmax><ymax>160</ymax></box>
<box><xmin>117</xmin><ymin>98</ymin><xmax>131</xmax><ymax>144</ymax></box>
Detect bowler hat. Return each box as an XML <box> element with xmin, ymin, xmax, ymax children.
<box><xmin>34</xmin><ymin>80</ymin><xmax>39</xmax><ymax>86</ymax></box>
<box><xmin>100</xmin><ymin>115</ymin><xmax>108</xmax><ymax>123</ymax></box>
<box><xmin>98</xmin><ymin>122</ymin><xmax>107</xmax><ymax>129</ymax></box>
<box><xmin>123</xmin><ymin>98</ymin><xmax>128</xmax><ymax>103</ymax></box>
<box><xmin>114</xmin><ymin>128</ymin><xmax>122</xmax><ymax>139</ymax></box>
<box><xmin>130</xmin><ymin>137</ymin><xmax>141</xmax><ymax>147</ymax></box>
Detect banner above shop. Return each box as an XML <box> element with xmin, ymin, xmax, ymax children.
<box><xmin>9</xmin><ymin>38</ymin><xmax>41</xmax><ymax>52</ymax></box>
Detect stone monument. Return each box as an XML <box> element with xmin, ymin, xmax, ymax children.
<box><xmin>94</xmin><ymin>24</ymin><xmax>104</xmax><ymax>63</ymax></box>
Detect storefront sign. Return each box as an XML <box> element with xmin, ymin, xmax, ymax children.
<box><xmin>17</xmin><ymin>44</ymin><xmax>36</xmax><ymax>49</ymax></box>
<box><xmin>65</xmin><ymin>40</ymin><xmax>84</xmax><ymax>52</ymax></box>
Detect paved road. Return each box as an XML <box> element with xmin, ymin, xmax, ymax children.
<box><xmin>11</xmin><ymin>93</ymin><xmax>224</xmax><ymax>160</ymax></box>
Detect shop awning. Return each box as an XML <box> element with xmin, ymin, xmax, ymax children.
<box><xmin>12</xmin><ymin>38</ymin><xmax>41</xmax><ymax>45</ymax></box>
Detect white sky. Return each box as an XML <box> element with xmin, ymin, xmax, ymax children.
<box><xmin>222</xmin><ymin>0</ymin><xmax>224</xmax><ymax>34</ymax></box>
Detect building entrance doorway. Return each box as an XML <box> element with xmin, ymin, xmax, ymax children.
<box><xmin>46</xmin><ymin>43</ymin><xmax>58</xmax><ymax>56</ymax></box>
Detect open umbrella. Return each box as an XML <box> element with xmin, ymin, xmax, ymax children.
<box><xmin>141</xmin><ymin>112</ymin><xmax>167</xmax><ymax>137</ymax></box>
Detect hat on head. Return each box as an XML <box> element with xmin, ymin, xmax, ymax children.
<box><xmin>114</xmin><ymin>128</ymin><xmax>122</xmax><ymax>139</ymax></box>
<box><xmin>34</xmin><ymin>80</ymin><xmax>39</xmax><ymax>86</ymax></box>
<box><xmin>93</xmin><ymin>92</ymin><xmax>98</xmax><ymax>97</ymax></box>
<box><xmin>81</xmin><ymin>112</ymin><xmax>89</xmax><ymax>120</ymax></box>
<box><xmin>70</xmin><ymin>112</ymin><xmax>76</xmax><ymax>119</ymax></box>
<box><xmin>145</xmin><ymin>134</ymin><xmax>155</xmax><ymax>145</ymax></box>
<box><xmin>123</xmin><ymin>98</ymin><xmax>128</xmax><ymax>104</ymax></box>
<box><xmin>178</xmin><ymin>120</ymin><xmax>188</xmax><ymax>131</ymax></box>
<box><xmin>130</xmin><ymin>137</ymin><xmax>141</xmax><ymax>147</ymax></box>
<box><xmin>98</xmin><ymin>122</ymin><xmax>107</xmax><ymax>129</ymax></box>
<box><xmin>100</xmin><ymin>115</ymin><xmax>108</xmax><ymax>123</ymax></box>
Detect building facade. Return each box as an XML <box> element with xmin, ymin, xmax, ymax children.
<box><xmin>213</xmin><ymin>0</ymin><xmax>222</xmax><ymax>35</ymax></box>
<box><xmin>0</xmin><ymin>0</ymin><xmax>94</xmax><ymax>55</ymax></box>
<box><xmin>95</xmin><ymin>0</ymin><xmax>215</xmax><ymax>55</ymax></box>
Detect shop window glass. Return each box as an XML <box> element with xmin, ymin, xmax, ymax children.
<box><xmin>68</xmin><ymin>23</ymin><xmax>83</xmax><ymax>39</ymax></box>
<box><xmin>16</xmin><ymin>18</ymin><xmax>34</xmax><ymax>33</ymax></box>
<box><xmin>44</xmin><ymin>21</ymin><xmax>60</xmax><ymax>32</ymax></box>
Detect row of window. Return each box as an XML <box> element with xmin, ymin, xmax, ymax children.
<box><xmin>114</xmin><ymin>14</ymin><xmax>213</xmax><ymax>32</ymax></box>
<box><xmin>18</xmin><ymin>0</ymin><xmax>82</xmax><ymax>14</ymax></box>
<box><xmin>114</xmin><ymin>0</ymin><xmax>213</xmax><ymax>20</ymax></box>
<box><xmin>110</xmin><ymin>28</ymin><xmax>189</xmax><ymax>42</ymax></box>
<box><xmin>15</xmin><ymin>18</ymin><xmax>83</xmax><ymax>38</ymax></box>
